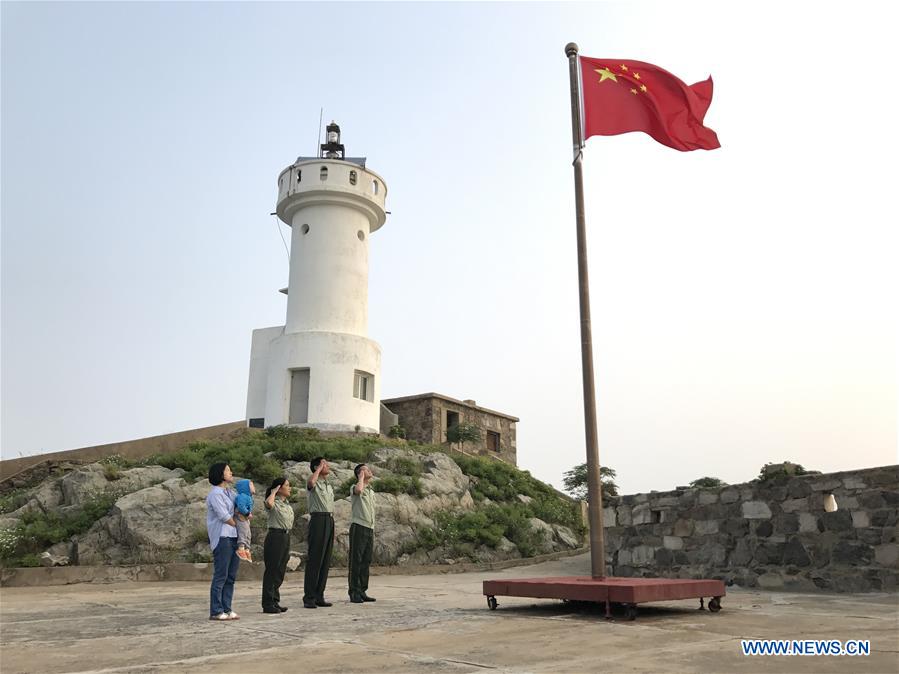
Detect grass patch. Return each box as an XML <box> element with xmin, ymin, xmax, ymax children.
<box><xmin>268</xmin><ymin>426</ymin><xmax>407</xmax><ymax>465</ymax></box>
<box><xmin>446</xmin><ymin>452</ymin><xmax>584</xmax><ymax>533</ymax></box>
<box><xmin>154</xmin><ymin>426</ymin><xmax>413</xmax><ymax>485</ymax></box>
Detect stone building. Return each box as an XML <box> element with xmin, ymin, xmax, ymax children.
<box><xmin>381</xmin><ymin>393</ymin><xmax>518</xmax><ymax>466</ymax></box>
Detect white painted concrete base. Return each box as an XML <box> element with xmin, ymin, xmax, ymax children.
<box><xmin>247</xmin><ymin>328</ymin><xmax>381</xmax><ymax>431</ymax></box>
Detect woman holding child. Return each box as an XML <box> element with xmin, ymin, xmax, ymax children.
<box><xmin>261</xmin><ymin>477</ymin><xmax>295</xmax><ymax>614</ymax></box>
<box><xmin>206</xmin><ymin>462</ymin><xmax>241</xmax><ymax>621</ymax></box>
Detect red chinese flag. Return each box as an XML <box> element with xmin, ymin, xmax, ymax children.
<box><xmin>579</xmin><ymin>57</ymin><xmax>720</xmax><ymax>151</ymax></box>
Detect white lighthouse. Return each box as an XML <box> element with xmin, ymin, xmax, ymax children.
<box><xmin>246</xmin><ymin>123</ymin><xmax>387</xmax><ymax>433</ymax></box>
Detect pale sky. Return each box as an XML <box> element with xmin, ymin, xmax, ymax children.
<box><xmin>2</xmin><ymin>1</ymin><xmax>896</xmax><ymax>495</ymax></box>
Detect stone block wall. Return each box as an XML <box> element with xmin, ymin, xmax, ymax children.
<box><xmin>600</xmin><ymin>465</ymin><xmax>898</xmax><ymax>592</ymax></box>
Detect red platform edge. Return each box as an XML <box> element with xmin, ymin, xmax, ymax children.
<box><xmin>482</xmin><ymin>576</ymin><xmax>726</xmax><ymax>604</ymax></box>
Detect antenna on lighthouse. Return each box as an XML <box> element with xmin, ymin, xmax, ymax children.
<box><xmin>316</xmin><ymin>107</ymin><xmax>323</xmax><ymax>156</ymax></box>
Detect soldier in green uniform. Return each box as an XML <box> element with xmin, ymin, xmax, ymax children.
<box><xmin>261</xmin><ymin>477</ymin><xmax>294</xmax><ymax>614</ymax></box>
<box><xmin>303</xmin><ymin>456</ymin><xmax>334</xmax><ymax>608</ymax></box>
<box><xmin>348</xmin><ymin>463</ymin><xmax>376</xmax><ymax>603</ymax></box>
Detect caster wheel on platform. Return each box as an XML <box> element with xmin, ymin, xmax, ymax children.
<box><xmin>625</xmin><ymin>604</ymin><xmax>637</xmax><ymax>621</ymax></box>
<box><xmin>487</xmin><ymin>596</ymin><xmax>498</xmax><ymax>610</ymax></box>
<box><xmin>708</xmin><ymin>596</ymin><xmax>722</xmax><ymax>613</ymax></box>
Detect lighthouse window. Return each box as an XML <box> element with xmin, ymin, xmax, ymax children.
<box><xmin>301</xmin><ymin>224</ymin><xmax>310</xmax><ymax>235</ymax></box>
<box><xmin>349</xmin><ymin>170</ymin><xmax>357</xmax><ymax>185</ymax></box>
<box><xmin>353</xmin><ymin>370</ymin><xmax>374</xmax><ymax>402</ymax></box>
<box><xmin>320</xmin><ymin>166</ymin><xmax>328</xmax><ymax>181</ymax></box>
<box><xmin>372</xmin><ymin>180</ymin><xmax>378</xmax><ymax>195</ymax></box>
<box><xmin>357</xmin><ymin>230</ymin><xmax>365</xmax><ymax>241</ymax></box>
<box><xmin>296</xmin><ymin>170</ymin><xmax>302</xmax><ymax>183</ymax></box>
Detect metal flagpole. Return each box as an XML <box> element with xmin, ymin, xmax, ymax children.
<box><xmin>565</xmin><ymin>42</ymin><xmax>606</xmax><ymax>579</ymax></box>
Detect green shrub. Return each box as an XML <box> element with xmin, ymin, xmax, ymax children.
<box><xmin>415</xmin><ymin>502</ymin><xmax>563</xmax><ymax>558</ymax></box>
<box><xmin>415</xmin><ymin>525</ymin><xmax>442</xmax><ymax>550</ymax></box>
<box><xmin>373</xmin><ymin>475</ymin><xmax>423</xmax><ymax>498</ymax></box>
<box><xmin>99</xmin><ymin>454</ymin><xmax>135</xmax><ymax>468</ymax></box>
<box><xmin>335</xmin><ymin>477</ymin><xmax>358</xmax><ymax>499</ymax></box>
<box><xmin>451</xmin><ymin>453</ymin><xmax>552</xmax><ymax>500</ymax></box>
<box><xmin>0</xmin><ymin>491</ymin><xmax>121</xmax><ymax>567</ymax></box>
<box><xmin>443</xmin><ymin>452</ymin><xmax>585</xmax><ymax>535</ymax></box>
<box><xmin>267</xmin><ymin>428</ymin><xmax>395</xmax><ymax>466</ymax></box>
<box><xmin>265</xmin><ymin>425</ymin><xmax>321</xmax><ymax>441</ymax></box>
<box><xmin>689</xmin><ymin>476</ymin><xmax>727</xmax><ymax>488</ymax></box>
<box><xmin>0</xmin><ymin>488</ymin><xmax>30</xmax><ymax>515</ymax></box>
<box><xmin>419</xmin><ymin>509</ymin><xmax>504</xmax><ymax>550</ymax></box>
<box><xmin>103</xmin><ymin>464</ymin><xmax>122</xmax><ymax>481</ymax></box>
<box><xmin>152</xmin><ymin>435</ymin><xmax>283</xmax><ymax>485</ymax></box>
<box><xmin>386</xmin><ymin>456</ymin><xmax>421</xmax><ymax>476</ymax></box>
<box><xmin>758</xmin><ymin>462</ymin><xmax>812</xmax><ymax>481</ymax></box>
<box><xmin>388</xmin><ymin>424</ymin><xmax>406</xmax><ymax>439</ymax></box>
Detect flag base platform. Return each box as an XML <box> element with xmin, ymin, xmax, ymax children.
<box><xmin>482</xmin><ymin>576</ymin><xmax>726</xmax><ymax>620</ymax></box>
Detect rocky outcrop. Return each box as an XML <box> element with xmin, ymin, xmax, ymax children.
<box><xmin>1</xmin><ymin>447</ymin><xmax>581</xmax><ymax>568</ymax></box>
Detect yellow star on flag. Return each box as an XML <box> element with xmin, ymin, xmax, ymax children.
<box><xmin>620</xmin><ymin>64</ymin><xmax>629</xmax><ymax>72</ymax></box>
<box><xmin>630</xmin><ymin>88</ymin><xmax>638</xmax><ymax>95</ymax></box>
<box><xmin>634</xmin><ymin>72</ymin><xmax>641</xmax><ymax>80</ymax></box>
<box><xmin>640</xmin><ymin>84</ymin><xmax>647</xmax><ymax>92</ymax></box>
<box><xmin>595</xmin><ymin>67</ymin><xmax>618</xmax><ymax>83</ymax></box>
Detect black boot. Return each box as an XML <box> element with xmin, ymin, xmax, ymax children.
<box><xmin>349</xmin><ymin>594</ymin><xmax>364</xmax><ymax>603</ymax></box>
<box><xmin>361</xmin><ymin>593</ymin><xmax>376</xmax><ymax>602</ymax></box>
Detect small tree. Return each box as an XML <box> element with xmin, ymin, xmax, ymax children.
<box><xmin>689</xmin><ymin>477</ymin><xmax>727</xmax><ymax>489</ymax></box>
<box><xmin>758</xmin><ymin>461</ymin><xmax>814</xmax><ymax>481</ymax></box>
<box><xmin>562</xmin><ymin>463</ymin><xmax>618</xmax><ymax>500</ymax></box>
<box><xmin>446</xmin><ymin>422</ymin><xmax>481</xmax><ymax>453</ymax></box>
<box><xmin>388</xmin><ymin>424</ymin><xmax>406</xmax><ymax>439</ymax></box>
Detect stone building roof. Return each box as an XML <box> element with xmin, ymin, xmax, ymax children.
<box><xmin>381</xmin><ymin>393</ymin><xmax>519</xmax><ymax>422</ymax></box>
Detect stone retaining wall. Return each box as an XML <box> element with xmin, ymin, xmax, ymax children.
<box><xmin>0</xmin><ymin>422</ymin><xmax>247</xmax><ymax>490</ymax></box>
<box><xmin>0</xmin><ymin>547</ymin><xmax>589</xmax><ymax>587</ymax></box>
<box><xmin>602</xmin><ymin>465</ymin><xmax>898</xmax><ymax>592</ymax></box>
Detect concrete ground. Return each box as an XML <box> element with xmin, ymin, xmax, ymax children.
<box><xmin>1</xmin><ymin>553</ymin><xmax>897</xmax><ymax>674</ymax></box>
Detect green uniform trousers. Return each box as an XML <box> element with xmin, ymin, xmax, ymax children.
<box><xmin>303</xmin><ymin>513</ymin><xmax>334</xmax><ymax>603</ymax></box>
<box><xmin>261</xmin><ymin>528</ymin><xmax>290</xmax><ymax>610</ymax></box>
<box><xmin>348</xmin><ymin>523</ymin><xmax>373</xmax><ymax>599</ymax></box>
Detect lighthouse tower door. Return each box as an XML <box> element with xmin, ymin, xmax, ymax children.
<box><xmin>289</xmin><ymin>369</ymin><xmax>310</xmax><ymax>424</ymax></box>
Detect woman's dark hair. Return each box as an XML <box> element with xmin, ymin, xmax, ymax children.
<box><xmin>310</xmin><ymin>456</ymin><xmax>324</xmax><ymax>472</ymax></box>
<box><xmin>354</xmin><ymin>463</ymin><xmax>366</xmax><ymax>478</ymax></box>
<box><xmin>266</xmin><ymin>477</ymin><xmax>287</xmax><ymax>500</ymax></box>
<box><xmin>208</xmin><ymin>462</ymin><xmax>229</xmax><ymax>486</ymax></box>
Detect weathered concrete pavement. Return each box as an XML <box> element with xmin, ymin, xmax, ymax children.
<box><xmin>1</xmin><ymin>553</ymin><xmax>897</xmax><ymax>673</ymax></box>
